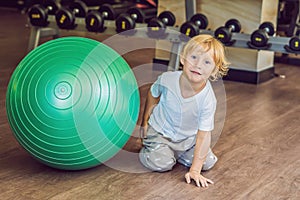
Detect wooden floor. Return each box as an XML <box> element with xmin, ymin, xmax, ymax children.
<box><xmin>1</xmin><ymin>9</ymin><xmax>300</xmax><ymax>200</ymax></box>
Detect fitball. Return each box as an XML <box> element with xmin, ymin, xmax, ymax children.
<box><xmin>6</xmin><ymin>37</ymin><xmax>140</xmax><ymax>170</ymax></box>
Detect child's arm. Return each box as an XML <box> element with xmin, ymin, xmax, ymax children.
<box><xmin>140</xmin><ymin>89</ymin><xmax>160</xmax><ymax>138</ymax></box>
<box><xmin>185</xmin><ymin>130</ymin><xmax>214</xmax><ymax>187</ymax></box>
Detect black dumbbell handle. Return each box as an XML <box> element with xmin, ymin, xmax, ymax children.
<box><xmin>99</xmin><ymin>3</ymin><xmax>134</xmax><ymax>20</ymax></box>
<box><xmin>42</xmin><ymin>5</ymin><xmax>54</xmax><ymax>11</ymax></box>
<box><xmin>225</xmin><ymin>25</ymin><xmax>240</xmax><ymax>33</ymax></box>
<box><xmin>258</xmin><ymin>22</ymin><xmax>275</xmax><ymax>36</ymax></box>
<box><xmin>161</xmin><ymin>18</ymin><xmax>169</xmax><ymax>24</ymax></box>
<box><xmin>126</xmin><ymin>7</ymin><xmax>157</xmax><ymax>23</ymax></box>
<box><xmin>224</xmin><ymin>19</ymin><xmax>241</xmax><ymax>33</ymax></box>
<box><xmin>130</xmin><ymin>13</ymin><xmax>138</xmax><ymax>21</ymax></box>
<box><xmin>31</xmin><ymin>4</ymin><xmax>53</xmax><ymax>12</ymax></box>
<box><xmin>261</xmin><ymin>27</ymin><xmax>270</xmax><ymax>32</ymax></box>
<box><xmin>100</xmin><ymin>10</ymin><xmax>109</xmax><ymax>18</ymax></box>
<box><xmin>194</xmin><ymin>20</ymin><xmax>202</xmax><ymax>27</ymax></box>
<box><xmin>43</xmin><ymin>0</ymin><xmax>61</xmax><ymax>14</ymax></box>
<box><xmin>189</xmin><ymin>14</ymin><xmax>208</xmax><ymax>30</ymax></box>
<box><xmin>67</xmin><ymin>0</ymin><xmax>88</xmax><ymax>18</ymax></box>
<box><xmin>156</xmin><ymin>11</ymin><xmax>176</xmax><ymax>27</ymax></box>
<box><xmin>72</xmin><ymin>7</ymin><xmax>80</xmax><ymax>14</ymax></box>
<box><xmin>227</xmin><ymin>25</ymin><xmax>235</xmax><ymax>32</ymax></box>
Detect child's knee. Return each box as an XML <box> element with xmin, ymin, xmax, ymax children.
<box><xmin>177</xmin><ymin>148</ymin><xmax>218</xmax><ymax>171</ymax></box>
<box><xmin>139</xmin><ymin>145</ymin><xmax>176</xmax><ymax>172</ymax></box>
<box><xmin>202</xmin><ymin>149</ymin><xmax>218</xmax><ymax>171</ymax></box>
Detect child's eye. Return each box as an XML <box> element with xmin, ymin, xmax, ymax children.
<box><xmin>191</xmin><ymin>55</ymin><xmax>197</xmax><ymax>59</ymax></box>
<box><xmin>205</xmin><ymin>60</ymin><xmax>211</xmax><ymax>64</ymax></box>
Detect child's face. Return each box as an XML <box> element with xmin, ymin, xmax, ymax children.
<box><xmin>181</xmin><ymin>47</ymin><xmax>216</xmax><ymax>83</ymax></box>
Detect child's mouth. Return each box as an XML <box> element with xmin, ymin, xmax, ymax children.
<box><xmin>190</xmin><ymin>70</ymin><xmax>201</xmax><ymax>75</ymax></box>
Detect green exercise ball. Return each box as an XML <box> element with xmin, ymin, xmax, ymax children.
<box><xmin>6</xmin><ymin>37</ymin><xmax>140</xmax><ymax>170</ymax></box>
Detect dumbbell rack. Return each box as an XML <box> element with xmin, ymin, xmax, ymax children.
<box><xmin>27</xmin><ymin>24</ymin><xmax>59</xmax><ymax>52</ymax></box>
<box><xmin>28</xmin><ymin>17</ymin><xmax>297</xmax><ymax>52</ymax></box>
<box><xmin>225</xmin><ymin>32</ymin><xmax>292</xmax><ymax>53</ymax></box>
<box><xmin>27</xmin><ymin>15</ymin><xmax>214</xmax><ymax>71</ymax></box>
<box><xmin>27</xmin><ymin>15</ymin><xmax>298</xmax><ymax>76</ymax></box>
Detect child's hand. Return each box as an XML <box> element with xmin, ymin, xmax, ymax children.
<box><xmin>185</xmin><ymin>171</ymin><xmax>214</xmax><ymax>188</ymax></box>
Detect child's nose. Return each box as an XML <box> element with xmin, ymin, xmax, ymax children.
<box><xmin>195</xmin><ymin>59</ymin><xmax>202</xmax><ymax>68</ymax></box>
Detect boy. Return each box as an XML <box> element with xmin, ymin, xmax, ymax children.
<box><xmin>139</xmin><ymin>34</ymin><xmax>229</xmax><ymax>187</ymax></box>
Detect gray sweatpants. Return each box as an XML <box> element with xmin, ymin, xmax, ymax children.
<box><xmin>139</xmin><ymin>126</ymin><xmax>218</xmax><ymax>172</ymax></box>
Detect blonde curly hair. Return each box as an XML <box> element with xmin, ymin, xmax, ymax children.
<box><xmin>181</xmin><ymin>34</ymin><xmax>230</xmax><ymax>81</ymax></box>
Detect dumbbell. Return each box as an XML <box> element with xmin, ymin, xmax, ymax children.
<box><xmin>147</xmin><ymin>11</ymin><xmax>176</xmax><ymax>36</ymax></box>
<box><xmin>284</xmin><ymin>36</ymin><xmax>300</xmax><ymax>53</ymax></box>
<box><xmin>85</xmin><ymin>11</ymin><xmax>106</xmax><ymax>32</ymax></box>
<box><xmin>249</xmin><ymin>22</ymin><xmax>275</xmax><ymax>48</ymax></box>
<box><xmin>85</xmin><ymin>7</ymin><xmax>113</xmax><ymax>33</ymax></box>
<box><xmin>126</xmin><ymin>7</ymin><xmax>157</xmax><ymax>23</ymax></box>
<box><xmin>55</xmin><ymin>0</ymin><xmax>88</xmax><ymax>29</ymax></box>
<box><xmin>214</xmin><ymin>19</ymin><xmax>241</xmax><ymax>45</ymax></box>
<box><xmin>115</xmin><ymin>6</ymin><xmax>158</xmax><ymax>33</ymax></box>
<box><xmin>85</xmin><ymin>2</ymin><xmax>134</xmax><ymax>32</ymax></box>
<box><xmin>115</xmin><ymin>13</ymin><xmax>139</xmax><ymax>33</ymax></box>
<box><xmin>98</xmin><ymin>2</ymin><xmax>134</xmax><ymax>20</ymax></box>
<box><xmin>180</xmin><ymin>13</ymin><xmax>208</xmax><ymax>38</ymax></box>
<box><xmin>28</xmin><ymin>0</ymin><xmax>61</xmax><ymax>27</ymax></box>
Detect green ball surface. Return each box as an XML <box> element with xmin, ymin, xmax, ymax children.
<box><xmin>6</xmin><ymin>37</ymin><xmax>140</xmax><ymax>170</ymax></box>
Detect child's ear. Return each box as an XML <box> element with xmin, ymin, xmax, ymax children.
<box><xmin>180</xmin><ymin>55</ymin><xmax>185</xmax><ymax>65</ymax></box>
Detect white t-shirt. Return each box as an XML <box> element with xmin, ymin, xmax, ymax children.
<box><xmin>149</xmin><ymin>71</ymin><xmax>216</xmax><ymax>142</ymax></box>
